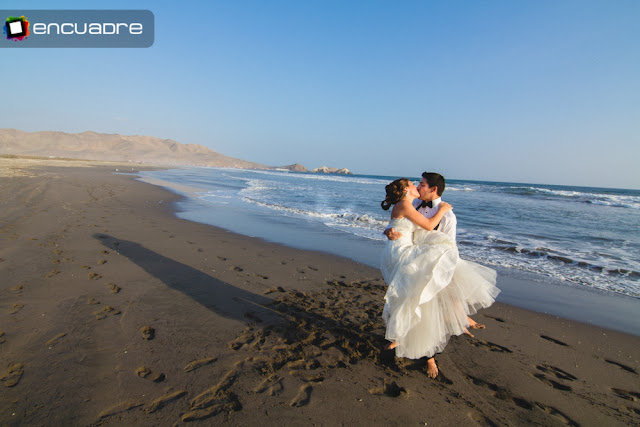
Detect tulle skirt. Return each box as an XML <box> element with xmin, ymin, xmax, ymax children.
<box><xmin>381</xmin><ymin>230</ymin><xmax>499</xmax><ymax>359</ymax></box>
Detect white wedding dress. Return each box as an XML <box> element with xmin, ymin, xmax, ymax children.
<box><xmin>381</xmin><ymin>217</ymin><xmax>499</xmax><ymax>359</ymax></box>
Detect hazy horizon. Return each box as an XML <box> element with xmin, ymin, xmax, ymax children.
<box><xmin>2</xmin><ymin>1</ymin><xmax>638</xmax><ymax>189</ymax></box>
<box><xmin>2</xmin><ymin>126</ymin><xmax>640</xmax><ymax>191</ymax></box>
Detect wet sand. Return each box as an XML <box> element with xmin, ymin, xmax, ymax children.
<box><xmin>1</xmin><ymin>158</ymin><xmax>639</xmax><ymax>426</ymax></box>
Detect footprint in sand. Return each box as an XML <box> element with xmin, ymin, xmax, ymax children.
<box><xmin>46</xmin><ymin>269</ymin><xmax>61</xmax><ymax>278</ymax></box>
<box><xmin>0</xmin><ymin>330</ymin><xmax>5</xmax><ymax>344</ymax></box>
<box><xmin>9</xmin><ymin>304</ymin><xmax>24</xmax><ymax>315</ymax></box>
<box><xmin>216</xmin><ymin>362</ymin><xmax>243</xmax><ymax>391</ymax></box>
<box><xmin>183</xmin><ymin>364</ymin><xmax>243</xmax><ymax>421</ymax></box>
<box><xmin>289</xmin><ymin>371</ymin><xmax>325</xmax><ymax>383</ymax></box>
<box><xmin>466</xmin><ymin>375</ymin><xmax>534</xmax><ymax>410</ymax></box>
<box><xmin>104</xmin><ymin>305</ymin><xmax>120</xmax><ymax>314</ymax></box>
<box><xmin>184</xmin><ymin>357</ymin><xmax>217</xmax><ymax>373</ymax></box>
<box><xmin>227</xmin><ymin>329</ymin><xmax>259</xmax><ymax>350</ymax></box>
<box><xmin>290</xmin><ymin>384</ymin><xmax>313</xmax><ymax>407</ymax></box>
<box><xmin>97</xmin><ymin>400</ymin><xmax>143</xmax><ymax>420</ymax></box>
<box><xmin>536</xmin><ymin>364</ymin><xmax>577</xmax><ymax>381</ymax></box>
<box><xmin>88</xmin><ymin>272</ymin><xmax>102</xmax><ymax>280</ymax></box>
<box><xmin>136</xmin><ymin>366</ymin><xmax>166</xmax><ymax>382</ymax></box>
<box><xmin>626</xmin><ymin>406</ymin><xmax>640</xmax><ymax>416</ymax></box>
<box><xmin>182</xmin><ymin>391</ymin><xmax>241</xmax><ymax>421</ymax></box>
<box><xmin>94</xmin><ymin>306</ymin><xmax>121</xmax><ymax>320</ymax></box>
<box><xmin>87</xmin><ymin>298</ymin><xmax>100</xmax><ymax>305</ymax></box>
<box><xmin>263</xmin><ymin>286</ymin><xmax>286</xmax><ymax>295</ymax></box>
<box><xmin>0</xmin><ymin>363</ymin><xmax>24</xmax><ymax>387</ymax></box>
<box><xmin>287</xmin><ymin>358</ymin><xmax>321</xmax><ymax>371</ymax></box>
<box><xmin>106</xmin><ymin>282</ymin><xmax>121</xmax><ymax>294</ymax></box>
<box><xmin>140</xmin><ymin>326</ymin><xmax>155</xmax><ymax>340</ymax></box>
<box><xmin>434</xmin><ymin>371</ymin><xmax>453</xmax><ymax>385</ymax></box>
<box><xmin>98</xmin><ymin>259</ymin><xmax>108</xmax><ymax>265</ymax></box>
<box><xmin>534</xmin><ymin>402</ymin><xmax>579</xmax><ymax>426</ymax></box>
<box><xmin>46</xmin><ymin>333</ymin><xmax>67</xmax><ymax>348</ymax></box>
<box><xmin>11</xmin><ymin>284</ymin><xmax>24</xmax><ymax>294</ymax></box>
<box><xmin>539</xmin><ymin>335</ymin><xmax>569</xmax><ymax>347</ymax></box>
<box><xmin>532</xmin><ymin>373</ymin><xmax>572</xmax><ymax>391</ymax></box>
<box><xmin>144</xmin><ymin>389</ymin><xmax>186</xmax><ymax>413</ymax></box>
<box><xmin>368</xmin><ymin>380</ymin><xmax>407</xmax><ymax>398</ymax></box>
<box><xmin>603</xmin><ymin>359</ymin><xmax>638</xmax><ymax>375</ymax></box>
<box><xmin>469</xmin><ymin>339</ymin><xmax>513</xmax><ymax>353</ymax></box>
<box><xmin>254</xmin><ymin>374</ymin><xmax>284</xmax><ymax>396</ymax></box>
<box><xmin>611</xmin><ymin>388</ymin><xmax>640</xmax><ymax>402</ymax></box>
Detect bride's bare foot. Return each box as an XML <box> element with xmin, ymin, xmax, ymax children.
<box><xmin>385</xmin><ymin>342</ymin><xmax>397</xmax><ymax>350</ymax></box>
<box><xmin>463</xmin><ymin>328</ymin><xmax>475</xmax><ymax>338</ymax></box>
<box><xmin>468</xmin><ymin>317</ymin><xmax>486</xmax><ymax>330</ymax></box>
<box><xmin>427</xmin><ymin>358</ymin><xmax>438</xmax><ymax>379</ymax></box>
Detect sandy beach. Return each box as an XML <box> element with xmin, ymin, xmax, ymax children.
<box><xmin>1</xmin><ymin>158</ymin><xmax>639</xmax><ymax>426</ymax></box>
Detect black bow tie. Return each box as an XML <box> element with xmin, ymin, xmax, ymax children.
<box><xmin>417</xmin><ymin>200</ymin><xmax>433</xmax><ymax>210</ymax></box>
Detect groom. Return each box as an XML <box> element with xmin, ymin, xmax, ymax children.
<box><xmin>384</xmin><ymin>171</ymin><xmax>457</xmax><ymax>241</ymax></box>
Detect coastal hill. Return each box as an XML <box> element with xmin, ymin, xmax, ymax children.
<box><xmin>0</xmin><ymin>129</ymin><xmax>352</xmax><ymax>174</ymax></box>
<box><xmin>0</xmin><ymin>129</ymin><xmax>266</xmax><ymax>169</ymax></box>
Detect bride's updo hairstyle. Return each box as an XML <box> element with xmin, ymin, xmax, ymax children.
<box><xmin>381</xmin><ymin>178</ymin><xmax>410</xmax><ymax>210</ymax></box>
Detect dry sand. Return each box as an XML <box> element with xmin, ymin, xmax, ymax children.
<box><xmin>1</xmin><ymin>158</ymin><xmax>639</xmax><ymax>426</ymax></box>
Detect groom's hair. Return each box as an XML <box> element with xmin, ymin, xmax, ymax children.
<box><xmin>422</xmin><ymin>172</ymin><xmax>445</xmax><ymax>196</ymax></box>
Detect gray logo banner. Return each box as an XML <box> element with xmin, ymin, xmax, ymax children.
<box><xmin>1</xmin><ymin>10</ymin><xmax>154</xmax><ymax>48</ymax></box>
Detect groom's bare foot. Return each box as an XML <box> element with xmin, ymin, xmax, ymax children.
<box><xmin>427</xmin><ymin>358</ymin><xmax>438</xmax><ymax>379</ymax></box>
<box><xmin>385</xmin><ymin>342</ymin><xmax>397</xmax><ymax>350</ymax></box>
<box><xmin>468</xmin><ymin>317</ymin><xmax>486</xmax><ymax>330</ymax></box>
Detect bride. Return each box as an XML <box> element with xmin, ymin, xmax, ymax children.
<box><xmin>380</xmin><ymin>178</ymin><xmax>499</xmax><ymax>378</ymax></box>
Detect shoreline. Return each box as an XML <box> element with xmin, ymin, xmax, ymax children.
<box><xmin>1</xmin><ymin>158</ymin><xmax>639</xmax><ymax>425</ymax></box>
<box><xmin>137</xmin><ymin>170</ymin><xmax>640</xmax><ymax>336</ymax></box>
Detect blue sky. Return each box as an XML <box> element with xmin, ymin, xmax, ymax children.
<box><xmin>2</xmin><ymin>1</ymin><xmax>639</xmax><ymax>189</ymax></box>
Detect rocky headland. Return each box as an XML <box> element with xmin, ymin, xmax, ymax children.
<box><xmin>312</xmin><ymin>166</ymin><xmax>353</xmax><ymax>175</ymax></box>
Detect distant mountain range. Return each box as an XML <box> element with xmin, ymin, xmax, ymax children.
<box><xmin>0</xmin><ymin>129</ymin><xmax>352</xmax><ymax>174</ymax></box>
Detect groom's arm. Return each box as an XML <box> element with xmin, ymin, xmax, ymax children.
<box><xmin>440</xmin><ymin>212</ymin><xmax>457</xmax><ymax>242</ymax></box>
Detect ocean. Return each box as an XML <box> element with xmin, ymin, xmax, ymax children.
<box><xmin>136</xmin><ymin>167</ymin><xmax>640</xmax><ymax>328</ymax></box>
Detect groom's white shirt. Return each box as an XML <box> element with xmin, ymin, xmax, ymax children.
<box><xmin>413</xmin><ymin>197</ymin><xmax>457</xmax><ymax>242</ymax></box>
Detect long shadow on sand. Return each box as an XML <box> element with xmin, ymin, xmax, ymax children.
<box><xmin>93</xmin><ymin>233</ymin><xmax>277</xmax><ymax>323</ymax></box>
<box><xmin>93</xmin><ymin>234</ymin><xmax>412</xmax><ymax>376</ymax></box>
